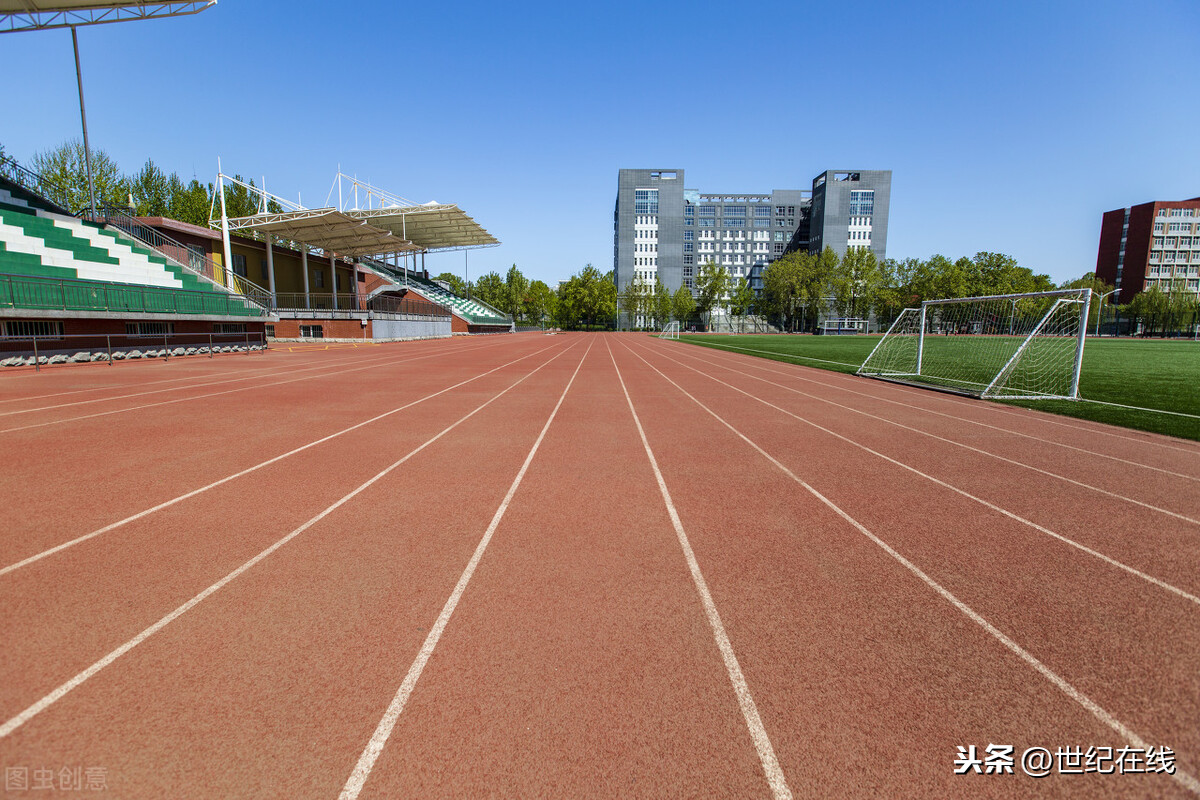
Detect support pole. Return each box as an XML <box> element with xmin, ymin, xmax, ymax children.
<box><xmin>301</xmin><ymin>248</ymin><xmax>310</xmax><ymax>309</ymax></box>
<box><xmin>916</xmin><ymin>304</ymin><xmax>927</xmax><ymax>376</ymax></box>
<box><xmin>218</xmin><ymin>165</ymin><xmax>233</xmax><ymax>290</ymax></box>
<box><xmin>1070</xmin><ymin>289</ymin><xmax>1092</xmax><ymax>400</ymax></box>
<box><xmin>71</xmin><ymin>27</ymin><xmax>97</xmax><ymax>218</ymax></box>
<box><xmin>264</xmin><ymin>233</ymin><xmax>276</xmax><ymax>306</ymax></box>
<box><xmin>330</xmin><ymin>253</ymin><xmax>338</xmax><ymax>310</ymax></box>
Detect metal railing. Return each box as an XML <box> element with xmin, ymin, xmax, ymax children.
<box><xmin>0</xmin><ymin>155</ymin><xmax>77</xmax><ymax>215</ymax></box>
<box><xmin>269</xmin><ymin>292</ymin><xmax>451</xmax><ymax>319</ymax></box>
<box><xmin>0</xmin><ymin>331</ymin><xmax>267</xmax><ymax>372</ymax></box>
<box><xmin>89</xmin><ymin>204</ymin><xmax>272</xmax><ymax>310</ymax></box>
<box><xmin>0</xmin><ymin>272</ymin><xmax>268</xmax><ymax>317</ymax></box>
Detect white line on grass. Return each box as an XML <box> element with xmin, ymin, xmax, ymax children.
<box><xmin>681</xmin><ymin>337</ymin><xmax>862</xmax><ymax>368</ymax></box>
<box><xmin>661</xmin><ymin>340</ymin><xmax>1199</xmax><ymax>526</ymax></box>
<box><xmin>677</xmin><ymin>340</ymin><xmax>1200</xmax><ymax>479</ymax></box>
<box><xmin>633</xmin><ymin>341</ymin><xmax>1200</xmax><ymax>607</ymax></box>
<box><xmin>0</xmin><ymin>339</ymin><xmax>578</xmax><ymax>741</ymax></box>
<box><xmin>0</xmin><ymin>336</ymin><xmax>513</xmax><ymax>435</ymax></box>
<box><xmin>338</xmin><ymin>339</ymin><xmax>593</xmax><ymax>800</ymax></box>
<box><xmin>0</xmin><ymin>339</ymin><xmax>565</xmax><ymax>578</ymax></box>
<box><xmin>622</xmin><ymin>340</ymin><xmax>1200</xmax><ymax>798</ymax></box>
<box><xmin>607</xmin><ymin>337</ymin><xmax>792</xmax><ymax>800</ymax></box>
<box><xmin>683</xmin><ymin>337</ymin><xmax>1200</xmax><ymax>454</ymax></box>
<box><xmin>1074</xmin><ymin>397</ymin><xmax>1200</xmax><ymax>420</ymax></box>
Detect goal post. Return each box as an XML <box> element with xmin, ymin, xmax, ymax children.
<box><xmin>659</xmin><ymin>321</ymin><xmax>680</xmax><ymax>340</ymax></box>
<box><xmin>858</xmin><ymin>288</ymin><xmax>1092</xmax><ymax>400</ymax></box>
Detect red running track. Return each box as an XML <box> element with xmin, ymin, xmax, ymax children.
<box><xmin>0</xmin><ymin>332</ymin><xmax>1196</xmax><ymax>798</ymax></box>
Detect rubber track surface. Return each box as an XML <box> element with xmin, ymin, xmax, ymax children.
<box><xmin>0</xmin><ymin>332</ymin><xmax>1195</xmax><ymax>798</ymax></box>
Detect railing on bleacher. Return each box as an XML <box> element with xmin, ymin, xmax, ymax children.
<box><xmin>0</xmin><ymin>272</ymin><xmax>269</xmax><ymax>317</ymax></box>
<box><xmin>269</xmin><ymin>292</ymin><xmax>450</xmax><ymax>320</ymax></box>
<box><xmin>91</xmin><ymin>205</ymin><xmax>272</xmax><ymax>310</ymax></box>
<box><xmin>0</xmin><ymin>155</ymin><xmax>76</xmax><ymax>215</ymax></box>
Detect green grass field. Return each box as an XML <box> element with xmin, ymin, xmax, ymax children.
<box><xmin>677</xmin><ymin>334</ymin><xmax>1200</xmax><ymax>441</ymax></box>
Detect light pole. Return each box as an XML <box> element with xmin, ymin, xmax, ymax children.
<box><xmin>1095</xmin><ymin>289</ymin><xmax>1117</xmax><ymax>337</ymax></box>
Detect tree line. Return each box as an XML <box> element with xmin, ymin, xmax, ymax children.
<box><xmin>2</xmin><ymin>139</ymin><xmax>279</xmax><ymax>224</ymax></box>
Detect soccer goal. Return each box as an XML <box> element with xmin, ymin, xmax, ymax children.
<box><xmin>858</xmin><ymin>288</ymin><xmax>1092</xmax><ymax>400</ymax></box>
<box><xmin>659</xmin><ymin>321</ymin><xmax>680</xmax><ymax>340</ymax></box>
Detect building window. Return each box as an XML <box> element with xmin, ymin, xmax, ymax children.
<box><xmin>300</xmin><ymin>325</ymin><xmax>324</xmax><ymax>339</ymax></box>
<box><xmin>685</xmin><ymin>206</ymin><xmax>694</xmax><ymax>217</ymax></box>
<box><xmin>2</xmin><ymin>320</ymin><xmax>63</xmax><ymax>339</ymax></box>
<box><xmin>232</xmin><ymin>253</ymin><xmax>247</xmax><ymax>277</ymax></box>
<box><xmin>265</xmin><ymin>324</ymin><xmax>275</xmax><ymax>338</ymax></box>
<box><xmin>849</xmin><ymin>190</ymin><xmax>874</xmax><ymax>216</ymax></box>
<box><xmin>683</xmin><ymin>254</ymin><xmax>694</xmax><ymax>264</ymax></box>
<box><xmin>684</xmin><ymin>230</ymin><xmax>693</xmax><ymax>241</ymax></box>
<box><xmin>684</xmin><ymin>243</ymin><xmax>693</xmax><ymax>252</ymax></box>
<box><xmin>313</xmin><ymin>270</ymin><xmax>324</xmax><ymax>288</ymax></box>
<box><xmin>126</xmin><ymin>322</ymin><xmax>175</xmax><ymax>338</ymax></box>
<box><xmin>698</xmin><ymin>205</ymin><xmax>716</xmax><ymax>218</ymax></box>
<box><xmin>214</xmin><ymin>323</ymin><xmax>246</xmax><ymax>334</ymax></box>
<box><xmin>634</xmin><ymin>189</ymin><xmax>659</xmax><ymax>215</ymax></box>
<box><xmin>773</xmin><ymin>243</ymin><xmax>784</xmax><ymax>254</ymax></box>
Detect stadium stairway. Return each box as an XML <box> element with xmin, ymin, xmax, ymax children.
<box><xmin>0</xmin><ymin>182</ymin><xmax>264</xmax><ymax>318</ymax></box>
<box><xmin>362</xmin><ymin>259</ymin><xmax>511</xmax><ymax>327</ymax></box>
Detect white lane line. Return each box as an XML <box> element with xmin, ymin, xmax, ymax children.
<box><xmin>623</xmin><ymin>341</ymin><xmax>1200</xmax><ymax>797</ymax></box>
<box><xmin>661</xmin><ymin>341</ymin><xmax>1199</xmax><ymax>526</ymax></box>
<box><xmin>338</xmin><ymin>339</ymin><xmax>593</xmax><ymax>800</ymax></box>
<box><xmin>0</xmin><ymin>339</ymin><xmax>577</xmax><ymax>741</ymax></box>
<box><xmin>677</xmin><ymin>340</ymin><xmax>1200</xmax><ymax>479</ymax></box>
<box><xmin>607</xmin><ymin>338</ymin><xmax>792</xmax><ymax>800</ymax></box>
<box><xmin>0</xmin><ymin>340</ymin><xmax>565</xmax><ymax>578</ymax></box>
<box><xmin>0</xmin><ymin>336</ymin><xmax>510</xmax><ymax>435</ymax></box>
<box><xmin>0</xmin><ymin>341</ymin><xmax>463</xmax><ymax>417</ymax></box>
<box><xmin>633</xmin><ymin>341</ymin><xmax>1200</xmax><ymax>607</ymax></box>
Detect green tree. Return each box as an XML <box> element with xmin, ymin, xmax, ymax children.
<box><xmin>432</xmin><ymin>272</ymin><xmax>467</xmax><ymax>296</ymax></box>
<box><xmin>694</xmin><ymin>261</ymin><xmax>731</xmax><ymax>329</ymax></box>
<box><xmin>671</xmin><ymin>284</ymin><xmax>696</xmax><ymax>326</ymax></box>
<box><xmin>32</xmin><ymin>138</ymin><xmax>127</xmax><ymax>213</ymax></box>
<box><xmin>473</xmin><ymin>271</ymin><xmax>506</xmax><ymax>309</ymax></box>
<box><xmin>555</xmin><ymin>265</ymin><xmax>615</xmax><ymax>329</ymax></box>
<box><xmin>653</xmin><ymin>279</ymin><xmax>672</xmax><ymax>329</ymax></box>
<box><xmin>129</xmin><ymin>159</ymin><xmax>170</xmax><ymax>217</ymax></box>
<box><xmin>525</xmin><ymin>280</ymin><xmax>556</xmax><ymax>328</ymax></box>
<box><xmin>831</xmin><ymin>246</ymin><xmax>885</xmax><ymax>322</ymax></box>
<box><xmin>618</xmin><ymin>280</ymin><xmax>647</xmax><ymax>329</ymax></box>
<box><xmin>729</xmin><ymin>276</ymin><xmax>755</xmax><ymax>332</ymax></box>
<box><xmin>166</xmin><ymin>175</ymin><xmax>212</xmax><ymax>227</ymax></box>
<box><xmin>504</xmin><ymin>263</ymin><xmax>529</xmax><ymax>321</ymax></box>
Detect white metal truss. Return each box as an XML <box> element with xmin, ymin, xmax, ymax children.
<box><xmin>0</xmin><ymin>1</ymin><xmax>215</xmax><ymax>33</ymax></box>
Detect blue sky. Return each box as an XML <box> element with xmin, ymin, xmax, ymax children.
<box><xmin>1</xmin><ymin>0</ymin><xmax>1198</xmax><ymax>286</ymax></box>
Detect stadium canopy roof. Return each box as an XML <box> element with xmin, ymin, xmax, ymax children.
<box><xmin>0</xmin><ymin>1</ymin><xmax>215</xmax><ymax>33</ymax></box>
<box><xmin>216</xmin><ymin>172</ymin><xmax>499</xmax><ymax>257</ymax></box>
<box><xmin>222</xmin><ymin>208</ymin><xmax>420</xmax><ymax>259</ymax></box>
<box><xmin>345</xmin><ymin>204</ymin><xmax>499</xmax><ymax>251</ymax></box>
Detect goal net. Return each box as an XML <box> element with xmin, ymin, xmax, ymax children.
<box><xmin>659</xmin><ymin>321</ymin><xmax>680</xmax><ymax>340</ymax></box>
<box><xmin>858</xmin><ymin>289</ymin><xmax>1092</xmax><ymax>400</ymax></box>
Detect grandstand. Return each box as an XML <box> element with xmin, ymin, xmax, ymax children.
<box><xmin>363</xmin><ymin>258</ymin><xmax>511</xmax><ymax>333</ymax></box>
<box><xmin>0</xmin><ymin>168</ymin><xmax>269</xmax><ymax>366</ymax></box>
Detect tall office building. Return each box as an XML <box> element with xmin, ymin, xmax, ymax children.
<box><xmin>1096</xmin><ymin>197</ymin><xmax>1200</xmax><ymax>304</ymax></box>
<box><xmin>805</xmin><ymin>170</ymin><xmax>891</xmax><ymax>263</ymax></box>
<box><xmin>614</xmin><ymin>168</ymin><xmax>890</xmax><ymax>301</ymax></box>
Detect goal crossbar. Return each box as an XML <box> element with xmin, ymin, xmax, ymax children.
<box><xmin>858</xmin><ymin>288</ymin><xmax>1092</xmax><ymax>401</ymax></box>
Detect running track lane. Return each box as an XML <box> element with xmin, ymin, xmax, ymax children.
<box><xmin>0</xmin><ymin>336</ymin><xmax>549</xmax><ymax>563</ymax></box>
<box><xmin>0</xmin><ymin>338</ymin><xmax>583</xmax><ymax>797</ymax></box>
<box><xmin>0</xmin><ymin>338</ymin><xmax>580</xmax><ymax>721</ymax></box>
<box><xmin>643</xmin><ymin>338</ymin><xmax>1200</xmax><ymax>594</ymax></box>
<box><xmin>340</xmin><ymin>336</ymin><xmax>779</xmax><ymax>798</ymax></box>
<box><xmin>621</xmin><ymin>335</ymin><xmax>1196</xmax><ymax>796</ymax></box>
